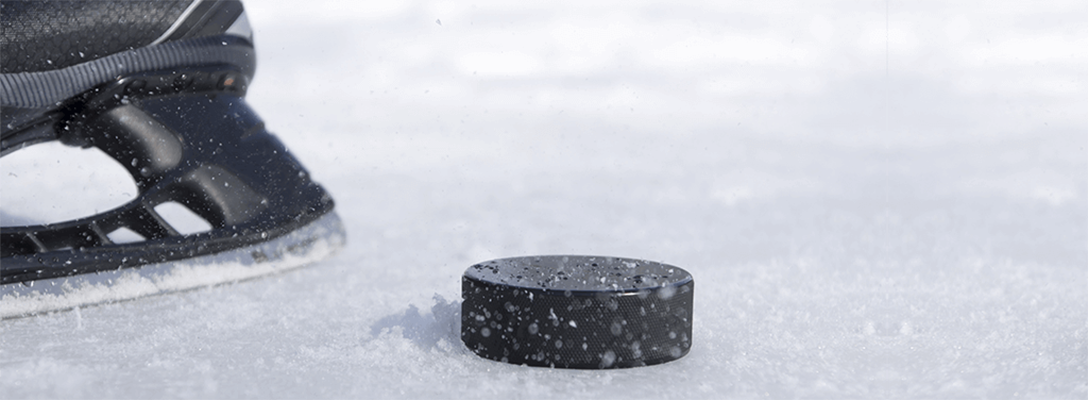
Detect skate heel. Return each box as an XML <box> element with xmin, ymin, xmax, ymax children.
<box><xmin>1</xmin><ymin>66</ymin><xmax>339</xmax><ymax>284</ymax></box>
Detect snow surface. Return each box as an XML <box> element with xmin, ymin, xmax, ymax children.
<box><xmin>2</xmin><ymin>0</ymin><xmax>1086</xmax><ymax>398</ymax></box>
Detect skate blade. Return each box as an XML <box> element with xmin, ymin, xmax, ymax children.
<box><xmin>0</xmin><ymin>211</ymin><xmax>345</xmax><ymax>319</ymax></box>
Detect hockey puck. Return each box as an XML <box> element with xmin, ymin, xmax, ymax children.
<box><xmin>461</xmin><ymin>255</ymin><xmax>694</xmax><ymax>369</ymax></box>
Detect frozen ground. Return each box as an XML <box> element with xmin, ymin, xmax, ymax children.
<box><xmin>2</xmin><ymin>0</ymin><xmax>1086</xmax><ymax>398</ymax></box>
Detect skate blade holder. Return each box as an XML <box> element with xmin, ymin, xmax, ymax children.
<box><xmin>1</xmin><ymin>65</ymin><xmax>336</xmax><ymax>286</ymax></box>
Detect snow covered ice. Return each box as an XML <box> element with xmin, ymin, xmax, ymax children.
<box><xmin>2</xmin><ymin>0</ymin><xmax>1086</xmax><ymax>398</ymax></box>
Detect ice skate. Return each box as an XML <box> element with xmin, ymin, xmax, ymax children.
<box><xmin>1</xmin><ymin>0</ymin><xmax>345</xmax><ymax>318</ymax></box>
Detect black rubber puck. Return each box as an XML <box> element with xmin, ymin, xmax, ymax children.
<box><xmin>461</xmin><ymin>255</ymin><xmax>694</xmax><ymax>369</ymax></box>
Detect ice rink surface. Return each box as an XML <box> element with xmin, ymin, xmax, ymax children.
<box><xmin>2</xmin><ymin>0</ymin><xmax>1086</xmax><ymax>398</ymax></box>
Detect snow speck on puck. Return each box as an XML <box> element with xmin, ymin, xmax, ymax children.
<box><xmin>460</xmin><ymin>255</ymin><xmax>694</xmax><ymax>369</ymax></box>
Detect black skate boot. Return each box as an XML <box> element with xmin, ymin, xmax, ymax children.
<box><xmin>1</xmin><ymin>0</ymin><xmax>345</xmax><ymax>318</ymax></box>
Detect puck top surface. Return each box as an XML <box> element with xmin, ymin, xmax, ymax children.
<box><xmin>463</xmin><ymin>255</ymin><xmax>691</xmax><ymax>293</ymax></box>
